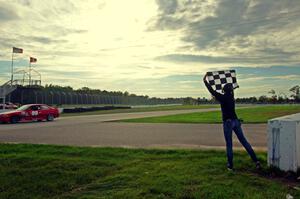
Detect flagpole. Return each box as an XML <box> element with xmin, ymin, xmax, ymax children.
<box><xmin>29</xmin><ymin>61</ymin><xmax>31</xmax><ymax>86</ymax></box>
<box><xmin>11</xmin><ymin>50</ymin><xmax>14</xmax><ymax>85</ymax></box>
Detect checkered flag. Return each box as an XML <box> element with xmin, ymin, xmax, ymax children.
<box><xmin>206</xmin><ymin>70</ymin><xmax>239</xmax><ymax>92</ymax></box>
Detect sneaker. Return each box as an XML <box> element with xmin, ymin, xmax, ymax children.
<box><xmin>255</xmin><ymin>161</ymin><xmax>261</xmax><ymax>170</ymax></box>
<box><xmin>227</xmin><ymin>164</ymin><xmax>234</xmax><ymax>171</ymax></box>
<box><xmin>227</xmin><ymin>167</ymin><xmax>234</xmax><ymax>172</ymax></box>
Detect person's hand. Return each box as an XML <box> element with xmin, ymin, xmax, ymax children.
<box><xmin>203</xmin><ymin>74</ymin><xmax>207</xmax><ymax>82</ymax></box>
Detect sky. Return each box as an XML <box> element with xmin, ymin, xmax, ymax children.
<box><xmin>0</xmin><ymin>0</ymin><xmax>300</xmax><ymax>98</ymax></box>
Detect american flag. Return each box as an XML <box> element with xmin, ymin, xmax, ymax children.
<box><xmin>13</xmin><ymin>47</ymin><xmax>23</xmax><ymax>53</ymax></box>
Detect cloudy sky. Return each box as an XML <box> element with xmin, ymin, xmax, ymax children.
<box><xmin>0</xmin><ymin>0</ymin><xmax>300</xmax><ymax>98</ymax></box>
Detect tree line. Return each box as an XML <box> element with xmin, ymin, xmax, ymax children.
<box><xmin>235</xmin><ymin>85</ymin><xmax>299</xmax><ymax>104</ymax></box>
<box><xmin>38</xmin><ymin>84</ymin><xmax>300</xmax><ymax>105</ymax></box>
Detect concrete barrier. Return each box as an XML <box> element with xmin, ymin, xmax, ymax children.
<box><xmin>62</xmin><ymin>106</ymin><xmax>131</xmax><ymax>113</ymax></box>
<box><xmin>0</xmin><ymin>109</ymin><xmax>12</xmax><ymax>113</ymax></box>
<box><xmin>268</xmin><ymin>113</ymin><xmax>300</xmax><ymax>172</ymax></box>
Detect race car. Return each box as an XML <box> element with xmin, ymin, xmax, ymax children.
<box><xmin>0</xmin><ymin>104</ymin><xmax>59</xmax><ymax>124</ymax></box>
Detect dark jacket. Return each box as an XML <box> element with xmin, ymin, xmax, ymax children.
<box><xmin>204</xmin><ymin>81</ymin><xmax>238</xmax><ymax>121</ymax></box>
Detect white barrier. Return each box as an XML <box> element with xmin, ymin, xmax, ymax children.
<box><xmin>268</xmin><ymin>113</ymin><xmax>300</xmax><ymax>172</ymax></box>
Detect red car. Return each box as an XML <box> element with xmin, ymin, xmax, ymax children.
<box><xmin>0</xmin><ymin>104</ymin><xmax>59</xmax><ymax>124</ymax></box>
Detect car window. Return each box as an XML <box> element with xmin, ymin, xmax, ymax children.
<box><xmin>41</xmin><ymin>105</ymin><xmax>49</xmax><ymax>110</ymax></box>
<box><xmin>17</xmin><ymin>105</ymin><xmax>31</xmax><ymax>111</ymax></box>
<box><xmin>31</xmin><ymin>106</ymin><xmax>40</xmax><ymax>111</ymax></box>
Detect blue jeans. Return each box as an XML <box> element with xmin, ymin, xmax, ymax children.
<box><xmin>223</xmin><ymin>119</ymin><xmax>258</xmax><ymax>168</ymax></box>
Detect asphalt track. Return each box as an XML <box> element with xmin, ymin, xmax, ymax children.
<box><xmin>0</xmin><ymin>108</ymin><xmax>267</xmax><ymax>150</ymax></box>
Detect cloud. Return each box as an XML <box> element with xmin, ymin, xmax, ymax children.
<box><xmin>156</xmin><ymin>0</ymin><xmax>178</xmax><ymax>15</ymax></box>
<box><xmin>0</xmin><ymin>0</ymin><xmax>299</xmax><ymax>98</ymax></box>
<box><xmin>149</xmin><ymin>0</ymin><xmax>300</xmax><ymax>65</ymax></box>
<box><xmin>238</xmin><ymin>75</ymin><xmax>300</xmax><ymax>82</ymax></box>
<box><xmin>233</xmin><ymin>65</ymin><xmax>300</xmax><ymax>77</ymax></box>
<box><xmin>23</xmin><ymin>36</ymin><xmax>68</xmax><ymax>44</ymax></box>
<box><xmin>0</xmin><ymin>3</ymin><xmax>19</xmax><ymax>22</ymax></box>
<box><xmin>156</xmin><ymin>53</ymin><xmax>299</xmax><ymax>65</ymax></box>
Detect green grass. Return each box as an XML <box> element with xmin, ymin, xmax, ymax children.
<box><xmin>0</xmin><ymin>144</ymin><xmax>298</xmax><ymax>199</ymax></box>
<box><xmin>121</xmin><ymin>105</ymin><xmax>300</xmax><ymax>124</ymax></box>
<box><xmin>58</xmin><ymin>104</ymin><xmax>123</xmax><ymax>108</ymax></box>
<box><xmin>61</xmin><ymin>105</ymin><xmax>219</xmax><ymax>117</ymax></box>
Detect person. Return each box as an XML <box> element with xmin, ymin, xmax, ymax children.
<box><xmin>203</xmin><ymin>74</ymin><xmax>261</xmax><ymax>171</ymax></box>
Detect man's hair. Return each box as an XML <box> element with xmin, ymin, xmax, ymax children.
<box><xmin>223</xmin><ymin>84</ymin><xmax>233</xmax><ymax>94</ymax></box>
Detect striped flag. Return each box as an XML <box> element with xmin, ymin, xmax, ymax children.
<box><xmin>30</xmin><ymin>57</ymin><xmax>37</xmax><ymax>63</ymax></box>
<box><xmin>13</xmin><ymin>47</ymin><xmax>23</xmax><ymax>53</ymax></box>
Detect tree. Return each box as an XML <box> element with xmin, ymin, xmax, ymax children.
<box><xmin>268</xmin><ymin>89</ymin><xmax>277</xmax><ymax>103</ymax></box>
<box><xmin>44</xmin><ymin>84</ymin><xmax>73</xmax><ymax>92</ymax></box>
<box><xmin>289</xmin><ymin>85</ymin><xmax>300</xmax><ymax>102</ymax></box>
<box><xmin>123</xmin><ymin>91</ymin><xmax>129</xmax><ymax>97</ymax></box>
<box><xmin>277</xmin><ymin>92</ymin><xmax>288</xmax><ymax>104</ymax></box>
<box><xmin>258</xmin><ymin>95</ymin><xmax>268</xmax><ymax>103</ymax></box>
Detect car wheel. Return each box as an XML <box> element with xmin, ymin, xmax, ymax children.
<box><xmin>10</xmin><ymin>116</ymin><xmax>19</xmax><ymax>124</ymax></box>
<box><xmin>46</xmin><ymin>114</ymin><xmax>54</xmax><ymax>121</ymax></box>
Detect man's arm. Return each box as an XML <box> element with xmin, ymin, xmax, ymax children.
<box><xmin>203</xmin><ymin>74</ymin><xmax>223</xmax><ymax>100</ymax></box>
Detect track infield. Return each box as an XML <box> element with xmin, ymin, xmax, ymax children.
<box><xmin>120</xmin><ymin>105</ymin><xmax>300</xmax><ymax>124</ymax></box>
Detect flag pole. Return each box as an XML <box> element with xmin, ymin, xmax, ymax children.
<box><xmin>29</xmin><ymin>61</ymin><xmax>31</xmax><ymax>86</ymax></box>
<box><xmin>11</xmin><ymin>50</ymin><xmax>14</xmax><ymax>85</ymax></box>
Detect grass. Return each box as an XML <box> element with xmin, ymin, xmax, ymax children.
<box><xmin>57</xmin><ymin>104</ymin><xmax>126</xmax><ymax>108</ymax></box>
<box><xmin>61</xmin><ymin>105</ymin><xmax>219</xmax><ymax>117</ymax></box>
<box><xmin>0</xmin><ymin>144</ymin><xmax>299</xmax><ymax>199</ymax></box>
<box><xmin>121</xmin><ymin>105</ymin><xmax>300</xmax><ymax>124</ymax></box>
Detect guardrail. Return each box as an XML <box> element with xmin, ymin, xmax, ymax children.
<box><xmin>62</xmin><ymin>106</ymin><xmax>131</xmax><ymax>113</ymax></box>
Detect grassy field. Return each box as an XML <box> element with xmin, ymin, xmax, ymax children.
<box><xmin>0</xmin><ymin>144</ymin><xmax>299</xmax><ymax>199</ymax></box>
<box><xmin>121</xmin><ymin>105</ymin><xmax>300</xmax><ymax>124</ymax></box>
<box><xmin>61</xmin><ymin>104</ymin><xmax>219</xmax><ymax>117</ymax></box>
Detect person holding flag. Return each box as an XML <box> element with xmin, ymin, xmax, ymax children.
<box><xmin>203</xmin><ymin>73</ymin><xmax>261</xmax><ymax>171</ymax></box>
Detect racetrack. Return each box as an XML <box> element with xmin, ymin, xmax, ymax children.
<box><xmin>0</xmin><ymin>108</ymin><xmax>267</xmax><ymax>149</ymax></box>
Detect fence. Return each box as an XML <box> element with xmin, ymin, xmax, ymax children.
<box><xmin>8</xmin><ymin>88</ymin><xmax>183</xmax><ymax>106</ymax></box>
